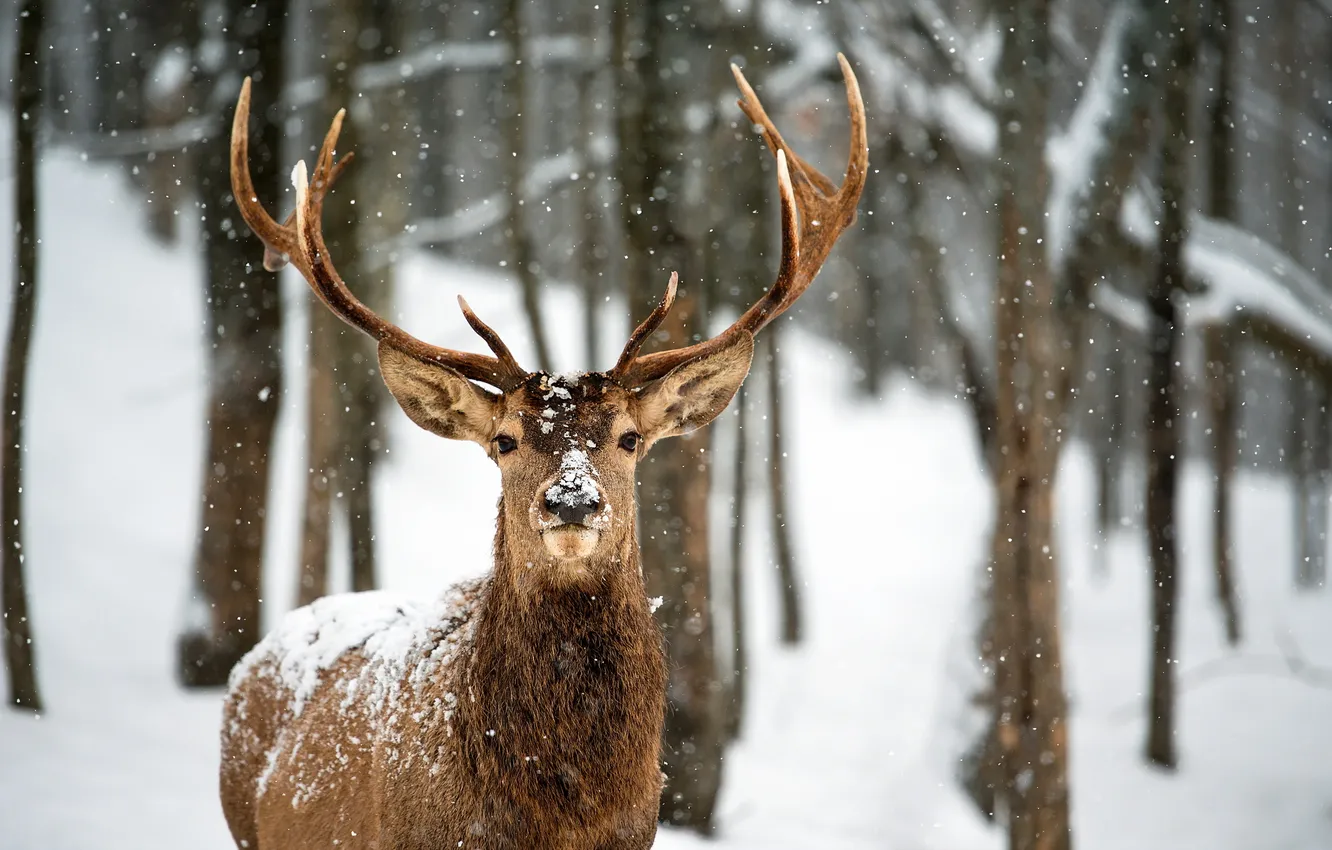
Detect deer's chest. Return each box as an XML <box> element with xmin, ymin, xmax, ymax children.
<box><xmin>463</xmin><ymin>622</ymin><xmax>662</xmax><ymax>813</ymax></box>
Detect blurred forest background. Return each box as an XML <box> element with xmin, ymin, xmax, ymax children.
<box><xmin>3</xmin><ymin>0</ymin><xmax>1332</xmax><ymax>848</ymax></box>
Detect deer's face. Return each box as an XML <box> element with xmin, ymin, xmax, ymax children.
<box><xmin>491</xmin><ymin>373</ymin><xmax>641</xmax><ymax>562</ymax></box>
<box><xmin>377</xmin><ymin>335</ymin><xmax>753</xmax><ymax>570</ymax></box>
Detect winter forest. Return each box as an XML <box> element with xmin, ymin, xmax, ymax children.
<box><xmin>3</xmin><ymin>0</ymin><xmax>1332</xmax><ymax>847</ymax></box>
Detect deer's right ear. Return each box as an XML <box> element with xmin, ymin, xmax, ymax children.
<box><xmin>378</xmin><ymin>344</ymin><xmax>502</xmax><ymax>445</ymax></box>
<box><xmin>633</xmin><ymin>331</ymin><xmax>754</xmax><ymax>447</ymax></box>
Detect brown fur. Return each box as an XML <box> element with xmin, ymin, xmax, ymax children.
<box><xmin>219</xmin><ymin>338</ymin><xmax>753</xmax><ymax>850</ymax></box>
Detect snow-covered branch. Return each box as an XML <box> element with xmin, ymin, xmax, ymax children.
<box><xmin>368</xmin><ymin>148</ymin><xmax>598</xmax><ymax>269</ymax></box>
<box><xmin>80</xmin><ymin>115</ymin><xmax>215</xmax><ymax>158</ymax></box>
<box><xmin>285</xmin><ymin>34</ymin><xmax>603</xmax><ymax>111</ymax></box>
<box><xmin>1046</xmin><ymin>1</ymin><xmax>1135</xmax><ymax>269</ymax></box>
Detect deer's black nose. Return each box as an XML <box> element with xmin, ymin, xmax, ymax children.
<box><xmin>544</xmin><ymin>489</ymin><xmax>602</xmax><ymax>525</ymax></box>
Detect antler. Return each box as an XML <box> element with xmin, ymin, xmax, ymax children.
<box><xmin>230</xmin><ymin>77</ymin><xmax>529</xmax><ymax>391</ymax></box>
<box><xmin>610</xmin><ymin>53</ymin><xmax>868</xmax><ymax>387</ymax></box>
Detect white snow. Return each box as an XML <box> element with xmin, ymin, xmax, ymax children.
<box><xmin>1</xmin><ymin>138</ymin><xmax>1330</xmax><ymax>850</ymax></box>
<box><xmin>1046</xmin><ymin>2</ymin><xmax>1133</xmax><ymax>268</ymax></box>
<box><xmin>1116</xmin><ymin>193</ymin><xmax>1332</xmax><ymax>356</ymax></box>
<box><xmin>544</xmin><ymin>448</ymin><xmax>600</xmax><ymax>510</ymax></box>
<box><xmin>230</xmin><ymin>583</ymin><xmax>479</xmax><ymax>720</ymax></box>
<box><xmin>1184</xmin><ymin>216</ymin><xmax>1332</xmax><ymax>358</ymax></box>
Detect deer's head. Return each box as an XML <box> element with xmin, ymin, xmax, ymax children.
<box><xmin>229</xmin><ymin>57</ymin><xmax>866</xmax><ymax>583</ymax></box>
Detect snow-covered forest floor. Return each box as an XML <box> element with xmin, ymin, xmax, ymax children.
<box><xmin>2</xmin><ymin>151</ymin><xmax>1332</xmax><ymax>850</ymax></box>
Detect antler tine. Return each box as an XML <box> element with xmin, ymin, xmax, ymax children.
<box><xmin>231</xmin><ymin>77</ymin><xmax>294</xmax><ymax>270</ymax></box>
<box><xmin>458</xmin><ymin>295</ymin><xmax>525</xmax><ymax>377</ymax></box>
<box><xmin>235</xmin><ymin>82</ymin><xmax>529</xmax><ymax>391</ymax></box>
<box><xmin>231</xmin><ymin>76</ymin><xmax>356</xmax><ymax>273</ymax></box>
<box><xmin>614</xmin><ymin>55</ymin><xmax>868</xmax><ymax>388</ymax></box>
<box><xmin>609</xmin><ymin>272</ymin><xmax>679</xmax><ymax>380</ymax></box>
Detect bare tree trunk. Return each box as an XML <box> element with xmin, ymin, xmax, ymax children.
<box><xmin>990</xmin><ymin>1</ymin><xmax>1072</xmax><ymax>846</ymax></box>
<box><xmin>1277</xmin><ymin>1</ymin><xmax>1301</xmax><ymax>262</ymax></box>
<box><xmin>577</xmin><ymin>3</ymin><xmax>607</xmax><ymax>369</ymax></box>
<box><xmin>177</xmin><ymin>0</ymin><xmax>286</xmax><ymax>687</ymax></box>
<box><xmin>1207</xmin><ymin>0</ymin><xmax>1236</xmax><ymax>222</ymax></box>
<box><xmin>1095</xmin><ymin>336</ymin><xmax>1125</xmax><ymax>576</ymax></box>
<box><xmin>615</xmin><ymin>0</ymin><xmax>723</xmax><ymax>830</ymax></box>
<box><xmin>3</xmin><ymin>0</ymin><xmax>45</xmax><ymax>712</ymax></box>
<box><xmin>1144</xmin><ymin>3</ymin><xmax>1193</xmax><ymax>770</ymax></box>
<box><xmin>766</xmin><ymin>327</ymin><xmax>802</xmax><ymax>644</ymax></box>
<box><xmin>502</xmin><ymin>0</ymin><xmax>553</xmax><ymax>372</ymax></box>
<box><xmin>1312</xmin><ymin>380</ymin><xmax>1331</xmax><ymax>589</ymax></box>
<box><xmin>296</xmin><ymin>305</ymin><xmax>337</xmax><ymax>607</ymax></box>
<box><xmin>1294</xmin><ymin>372</ymin><xmax>1329</xmax><ymax>589</ymax></box>
<box><xmin>340</xmin><ymin>0</ymin><xmax>403</xmax><ymax>593</ymax></box>
<box><xmin>726</xmin><ymin>381</ymin><xmax>748</xmax><ymax>740</ymax></box>
<box><xmin>302</xmin><ymin>0</ymin><xmax>380</xmax><ymax>595</ymax></box>
<box><xmin>1203</xmin><ymin>0</ymin><xmax>1243</xmax><ymax>638</ymax></box>
<box><xmin>1203</xmin><ymin>327</ymin><xmax>1241</xmax><ymax>642</ymax></box>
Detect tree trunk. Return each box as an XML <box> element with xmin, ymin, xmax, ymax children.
<box><xmin>296</xmin><ymin>305</ymin><xmax>337</xmax><ymax>607</ymax></box>
<box><xmin>1293</xmin><ymin>372</ymin><xmax>1328</xmax><ymax>589</ymax></box>
<box><xmin>502</xmin><ymin>0</ymin><xmax>553</xmax><ymax>372</ymax></box>
<box><xmin>177</xmin><ymin>0</ymin><xmax>286</xmax><ymax>687</ymax></box>
<box><xmin>303</xmin><ymin>0</ymin><xmax>380</xmax><ymax>596</ymax></box>
<box><xmin>577</xmin><ymin>2</ymin><xmax>607</xmax><ymax>370</ymax></box>
<box><xmin>615</xmin><ymin>0</ymin><xmax>723</xmax><ymax>831</ymax></box>
<box><xmin>766</xmin><ymin>327</ymin><xmax>802</xmax><ymax>644</ymax></box>
<box><xmin>1203</xmin><ymin>327</ymin><xmax>1241</xmax><ymax>642</ymax></box>
<box><xmin>1207</xmin><ymin>0</ymin><xmax>1236</xmax><ymax>222</ymax></box>
<box><xmin>1144</xmin><ymin>4</ymin><xmax>1193</xmax><ymax>770</ymax></box>
<box><xmin>3</xmin><ymin>0</ymin><xmax>45</xmax><ymax>713</ymax></box>
<box><xmin>1095</xmin><ymin>334</ymin><xmax>1125</xmax><ymax>576</ymax></box>
<box><xmin>990</xmin><ymin>1</ymin><xmax>1072</xmax><ymax>846</ymax></box>
<box><xmin>726</xmin><ymin>380</ymin><xmax>748</xmax><ymax>740</ymax></box>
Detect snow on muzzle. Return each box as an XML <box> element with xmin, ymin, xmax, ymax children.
<box><xmin>539</xmin><ymin>449</ymin><xmax>610</xmax><ymax>529</ymax></box>
<box><xmin>535</xmin><ymin>448</ymin><xmax>611</xmax><ymax>561</ymax></box>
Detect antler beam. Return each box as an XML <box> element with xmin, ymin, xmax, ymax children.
<box><xmin>610</xmin><ymin>53</ymin><xmax>868</xmax><ymax>387</ymax></box>
<box><xmin>230</xmin><ymin>78</ymin><xmax>528</xmax><ymax>392</ymax></box>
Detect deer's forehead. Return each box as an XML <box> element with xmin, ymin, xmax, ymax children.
<box><xmin>505</xmin><ymin>372</ymin><xmax>630</xmax><ymax>454</ymax></box>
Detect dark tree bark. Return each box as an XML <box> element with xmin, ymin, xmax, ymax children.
<box><xmin>178</xmin><ymin>0</ymin><xmax>287</xmax><ymax>687</ymax></box>
<box><xmin>337</xmin><ymin>0</ymin><xmax>389</xmax><ymax>593</ymax></box>
<box><xmin>1203</xmin><ymin>327</ymin><xmax>1242</xmax><ymax>642</ymax></box>
<box><xmin>1095</xmin><ymin>331</ymin><xmax>1125</xmax><ymax>576</ymax></box>
<box><xmin>296</xmin><ymin>305</ymin><xmax>337</xmax><ymax>607</ymax></box>
<box><xmin>1207</xmin><ymin>0</ymin><xmax>1236</xmax><ymax>222</ymax></box>
<box><xmin>726</xmin><ymin>381</ymin><xmax>748</xmax><ymax>740</ymax></box>
<box><xmin>766</xmin><ymin>327</ymin><xmax>802</xmax><ymax>645</ymax></box>
<box><xmin>1144</xmin><ymin>3</ymin><xmax>1194</xmax><ymax>770</ymax></box>
<box><xmin>298</xmin><ymin>0</ymin><xmax>381</xmax><ymax>598</ymax></box>
<box><xmin>3</xmin><ymin>0</ymin><xmax>45</xmax><ymax>713</ymax></box>
<box><xmin>708</xmin><ymin>15</ymin><xmax>767</xmax><ymax>738</ymax></box>
<box><xmin>1277</xmin><ymin>2</ymin><xmax>1302</xmax><ymax>262</ymax></box>
<box><xmin>989</xmin><ymin>1</ymin><xmax>1072</xmax><ymax>846</ymax></box>
<box><xmin>615</xmin><ymin>0</ymin><xmax>724</xmax><ymax>831</ymax></box>
<box><xmin>1293</xmin><ymin>372</ymin><xmax>1329</xmax><ymax>589</ymax></box>
<box><xmin>1202</xmin><ymin>0</ymin><xmax>1243</xmax><ymax>637</ymax></box>
<box><xmin>577</xmin><ymin>2</ymin><xmax>609</xmax><ymax>370</ymax></box>
<box><xmin>502</xmin><ymin>0</ymin><xmax>554</xmax><ymax>373</ymax></box>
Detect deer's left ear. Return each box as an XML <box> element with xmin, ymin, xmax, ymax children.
<box><xmin>378</xmin><ymin>344</ymin><xmax>502</xmax><ymax>446</ymax></box>
<box><xmin>634</xmin><ymin>331</ymin><xmax>754</xmax><ymax>446</ymax></box>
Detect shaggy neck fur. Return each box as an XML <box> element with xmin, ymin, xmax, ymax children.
<box><xmin>454</xmin><ymin>509</ymin><xmax>667</xmax><ymax>826</ymax></box>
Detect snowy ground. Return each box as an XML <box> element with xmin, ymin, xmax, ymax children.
<box><xmin>2</xmin><ymin>151</ymin><xmax>1331</xmax><ymax>850</ymax></box>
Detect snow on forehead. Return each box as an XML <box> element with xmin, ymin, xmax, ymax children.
<box><xmin>528</xmin><ymin>371</ymin><xmax>619</xmax><ymax>437</ymax></box>
<box><xmin>534</xmin><ymin>372</ymin><xmax>590</xmax><ymax>432</ymax></box>
<box><xmin>539</xmin><ymin>371</ymin><xmax>586</xmax><ymax>401</ymax></box>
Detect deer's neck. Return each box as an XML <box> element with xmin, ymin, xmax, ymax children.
<box><xmin>452</xmin><ymin>514</ymin><xmax>665</xmax><ymax>812</ymax></box>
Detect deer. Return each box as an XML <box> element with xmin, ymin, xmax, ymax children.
<box><xmin>219</xmin><ymin>55</ymin><xmax>866</xmax><ymax>850</ymax></box>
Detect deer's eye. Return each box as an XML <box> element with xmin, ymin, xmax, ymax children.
<box><xmin>618</xmin><ymin>432</ymin><xmax>641</xmax><ymax>452</ymax></box>
<box><xmin>495</xmin><ymin>434</ymin><xmax>518</xmax><ymax>455</ymax></box>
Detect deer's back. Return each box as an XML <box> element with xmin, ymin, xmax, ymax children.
<box><xmin>220</xmin><ymin>580</ymin><xmax>484</xmax><ymax>850</ymax></box>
